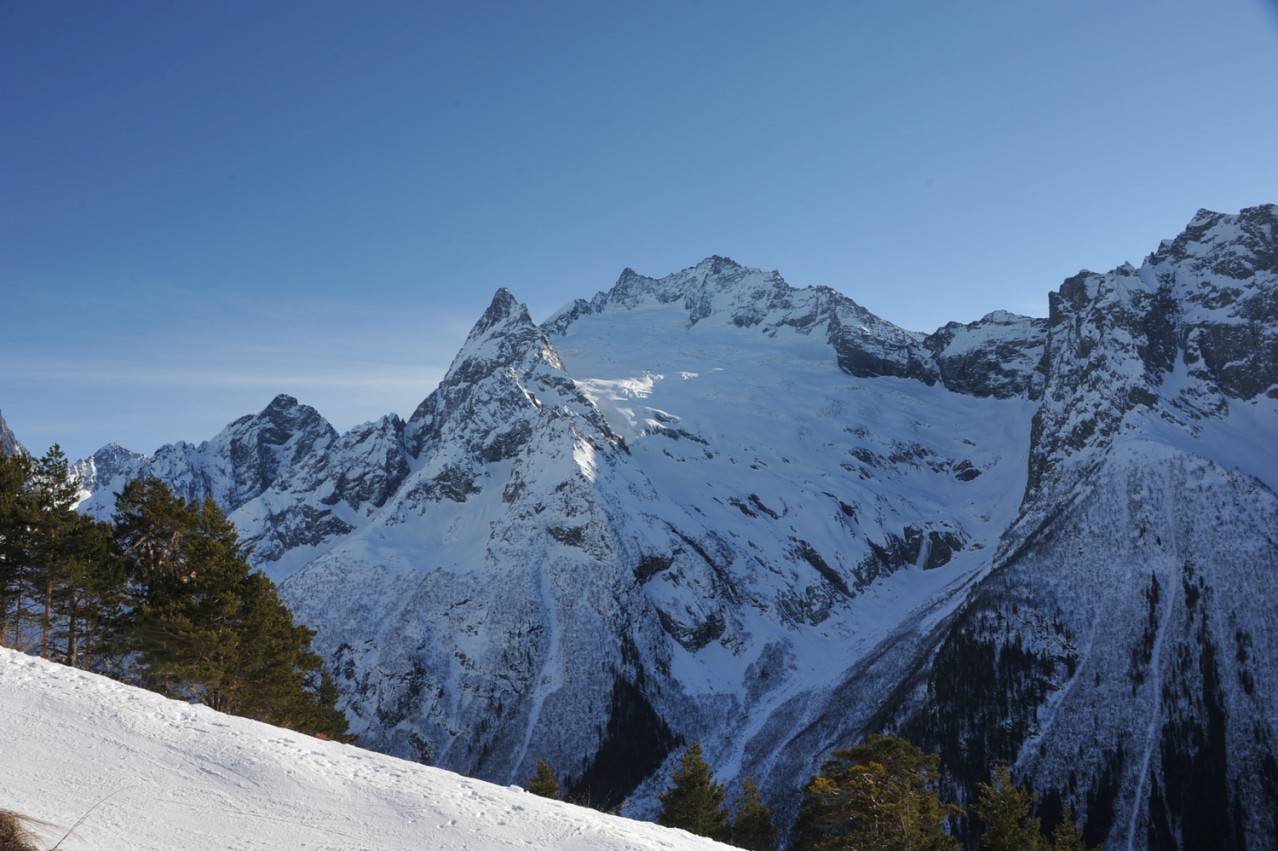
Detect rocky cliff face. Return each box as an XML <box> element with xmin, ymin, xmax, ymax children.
<box><xmin>71</xmin><ymin>205</ymin><xmax>1278</xmax><ymax>848</ymax></box>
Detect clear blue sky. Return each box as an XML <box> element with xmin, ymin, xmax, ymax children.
<box><xmin>3</xmin><ymin>0</ymin><xmax>1276</xmax><ymax>462</ymax></box>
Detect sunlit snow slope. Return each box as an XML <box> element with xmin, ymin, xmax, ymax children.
<box><xmin>0</xmin><ymin>649</ymin><xmax>727</xmax><ymax>851</ymax></box>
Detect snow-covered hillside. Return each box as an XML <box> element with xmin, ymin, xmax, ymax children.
<box><xmin>66</xmin><ymin>204</ymin><xmax>1278</xmax><ymax>848</ymax></box>
<box><xmin>0</xmin><ymin>648</ymin><xmax>727</xmax><ymax>851</ymax></box>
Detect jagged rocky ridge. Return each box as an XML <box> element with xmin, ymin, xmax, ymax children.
<box><xmin>72</xmin><ymin>205</ymin><xmax>1278</xmax><ymax>849</ymax></box>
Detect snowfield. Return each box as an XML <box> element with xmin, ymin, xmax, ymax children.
<box><xmin>0</xmin><ymin>649</ymin><xmax>727</xmax><ymax>851</ymax></box>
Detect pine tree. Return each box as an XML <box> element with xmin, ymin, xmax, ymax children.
<box><xmin>112</xmin><ymin>477</ymin><xmax>196</xmax><ymax>585</ymax></box>
<box><xmin>0</xmin><ymin>450</ymin><xmax>33</xmax><ymax>647</ymax></box>
<box><xmin>730</xmin><ymin>777</ymin><xmax>777</xmax><ymax>851</ymax></box>
<box><xmin>112</xmin><ymin>479</ymin><xmax>350</xmax><ymax>740</ymax></box>
<box><xmin>27</xmin><ymin>445</ymin><xmax>80</xmax><ymax>658</ymax></box>
<box><xmin>1045</xmin><ymin>805</ymin><xmax>1098</xmax><ymax>851</ymax></box>
<box><xmin>975</xmin><ymin>765</ymin><xmax>1043</xmax><ymax>851</ymax></box>
<box><xmin>975</xmin><ymin>766</ymin><xmax>1100</xmax><ymax>851</ymax></box>
<box><xmin>49</xmin><ymin>513</ymin><xmax>126</xmax><ymax>669</ymax></box>
<box><xmin>793</xmin><ymin>734</ymin><xmax>960</xmax><ymax>851</ymax></box>
<box><xmin>294</xmin><ymin>667</ymin><xmax>354</xmax><ymax>742</ymax></box>
<box><xmin>528</xmin><ymin>760</ymin><xmax>561</xmax><ymax>799</ymax></box>
<box><xmin>656</xmin><ymin>741</ymin><xmax>730</xmax><ymax>841</ymax></box>
<box><xmin>119</xmin><ymin>490</ymin><xmax>247</xmax><ymax>702</ymax></box>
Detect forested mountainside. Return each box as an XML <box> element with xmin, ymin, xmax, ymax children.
<box><xmin>70</xmin><ymin>204</ymin><xmax>1277</xmax><ymax>848</ymax></box>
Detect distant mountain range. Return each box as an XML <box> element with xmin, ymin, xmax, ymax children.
<box><xmin>60</xmin><ymin>204</ymin><xmax>1277</xmax><ymax>849</ymax></box>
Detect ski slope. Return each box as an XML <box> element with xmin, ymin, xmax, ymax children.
<box><xmin>0</xmin><ymin>649</ymin><xmax>727</xmax><ymax>851</ymax></box>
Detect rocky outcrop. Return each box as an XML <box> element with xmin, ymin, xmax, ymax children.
<box><xmin>924</xmin><ymin>311</ymin><xmax>1047</xmax><ymax>398</ymax></box>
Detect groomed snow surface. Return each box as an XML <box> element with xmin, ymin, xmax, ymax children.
<box><xmin>0</xmin><ymin>649</ymin><xmax>727</xmax><ymax>851</ymax></box>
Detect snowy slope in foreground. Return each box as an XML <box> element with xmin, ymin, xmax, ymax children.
<box><xmin>0</xmin><ymin>649</ymin><xmax>726</xmax><ymax>851</ymax></box>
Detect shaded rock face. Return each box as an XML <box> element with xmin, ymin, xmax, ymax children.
<box><xmin>924</xmin><ymin>312</ymin><xmax>1047</xmax><ymax>399</ymax></box>
<box><xmin>1017</xmin><ymin>204</ymin><xmax>1277</xmax><ymax>522</ymax></box>
<box><xmin>216</xmin><ymin>394</ymin><xmax>338</xmax><ymax>507</ymax></box>
<box><xmin>70</xmin><ymin>205</ymin><xmax>1278</xmax><ymax>849</ymax></box>
<box><xmin>0</xmin><ymin>410</ymin><xmax>23</xmax><ymax>456</ymax></box>
<box><xmin>1154</xmin><ymin>206</ymin><xmax>1278</xmax><ymax>402</ymax></box>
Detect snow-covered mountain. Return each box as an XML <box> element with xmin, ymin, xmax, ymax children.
<box><xmin>892</xmin><ymin>205</ymin><xmax>1278</xmax><ymax>849</ymax></box>
<box><xmin>0</xmin><ymin>648</ymin><xmax>728</xmax><ymax>851</ymax></box>
<box><xmin>70</xmin><ymin>204</ymin><xmax>1278</xmax><ymax>849</ymax></box>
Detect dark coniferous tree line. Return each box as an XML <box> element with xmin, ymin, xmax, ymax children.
<box><xmin>0</xmin><ymin>447</ymin><xmax>349</xmax><ymax>741</ymax></box>
<box><xmin>637</xmin><ymin>735</ymin><xmax>1098</xmax><ymax>851</ymax></box>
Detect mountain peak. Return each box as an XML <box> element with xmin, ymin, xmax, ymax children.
<box><xmin>695</xmin><ymin>255</ymin><xmax>742</xmax><ymax>276</ymax></box>
<box><xmin>473</xmin><ymin>288</ymin><xmax>534</xmax><ymax>339</ymax></box>
<box><xmin>452</xmin><ymin>288</ymin><xmax>547</xmax><ymax>366</ymax></box>
<box><xmin>1152</xmin><ymin>203</ymin><xmax>1277</xmax><ymax>279</ymax></box>
<box><xmin>1189</xmin><ymin>207</ymin><xmax>1226</xmax><ymax>228</ymax></box>
<box><xmin>408</xmin><ymin>286</ymin><xmax>570</xmax><ymax>445</ymax></box>
<box><xmin>229</xmin><ymin>394</ymin><xmax>330</xmax><ymax>435</ymax></box>
<box><xmin>266</xmin><ymin>393</ymin><xmax>301</xmax><ymax>412</ymax></box>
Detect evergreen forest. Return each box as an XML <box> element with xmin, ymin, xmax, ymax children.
<box><xmin>529</xmin><ymin>734</ymin><xmax>1100</xmax><ymax>851</ymax></box>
